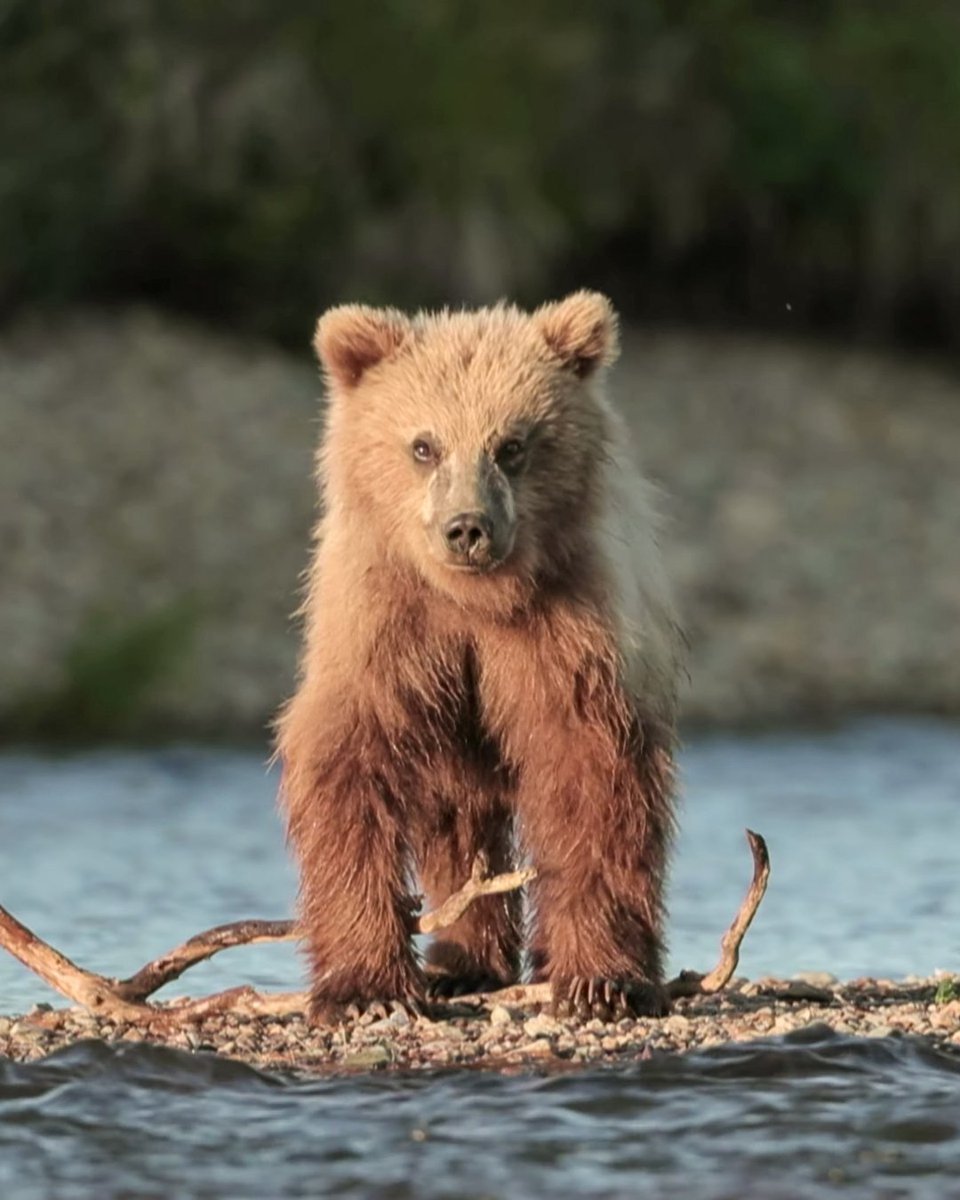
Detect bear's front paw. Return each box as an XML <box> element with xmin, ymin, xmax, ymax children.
<box><xmin>309</xmin><ymin>969</ymin><xmax>427</xmax><ymax>1027</ymax></box>
<box><xmin>313</xmin><ymin>996</ymin><xmax>424</xmax><ymax>1026</ymax></box>
<box><xmin>551</xmin><ymin>976</ymin><xmax>670</xmax><ymax>1022</ymax></box>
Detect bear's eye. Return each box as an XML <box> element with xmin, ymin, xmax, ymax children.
<box><xmin>497</xmin><ymin>438</ymin><xmax>525</xmax><ymax>469</ymax></box>
<box><xmin>412</xmin><ymin>437</ymin><xmax>437</xmax><ymax>465</ymax></box>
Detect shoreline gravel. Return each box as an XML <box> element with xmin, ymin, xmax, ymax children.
<box><xmin>3</xmin><ymin>978</ymin><xmax>958</xmax><ymax>1075</ymax></box>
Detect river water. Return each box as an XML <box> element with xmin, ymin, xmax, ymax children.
<box><xmin>1</xmin><ymin>717</ymin><xmax>959</xmax><ymax>1198</ymax></box>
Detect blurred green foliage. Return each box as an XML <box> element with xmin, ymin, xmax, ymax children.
<box><xmin>4</xmin><ymin>600</ymin><xmax>199</xmax><ymax>743</ymax></box>
<box><xmin>3</xmin><ymin>0</ymin><xmax>960</xmax><ymax>345</ymax></box>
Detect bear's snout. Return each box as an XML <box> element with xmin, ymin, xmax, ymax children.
<box><xmin>444</xmin><ymin>510</ymin><xmax>495</xmax><ymax>567</ymax></box>
<box><xmin>428</xmin><ymin>453</ymin><xmax>517</xmax><ymax>573</ymax></box>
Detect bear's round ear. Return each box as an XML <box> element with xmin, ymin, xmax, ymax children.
<box><xmin>313</xmin><ymin>305</ymin><xmax>411</xmax><ymax>389</ymax></box>
<box><xmin>534</xmin><ymin>290</ymin><xmax>620</xmax><ymax>378</ymax></box>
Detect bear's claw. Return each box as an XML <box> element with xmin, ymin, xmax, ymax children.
<box><xmin>551</xmin><ymin>977</ymin><xmax>670</xmax><ymax>1022</ymax></box>
<box><xmin>310</xmin><ymin>993</ymin><xmax>426</xmax><ymax>1027</ymax></box>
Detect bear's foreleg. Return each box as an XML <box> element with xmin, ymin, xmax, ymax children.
<box><xmin>521</xmin><ymin>715</ymin><xmax>674</xmax><ymax>1020</ymax></box>
<box><xmin>480</xmin><ymin>612</ymin><xmax>675</xmax><ymax>1020</ymax></box>
<box><xmin>280</xmin><ymin>717</ymin><xmax>424</xmax><ymax>1025</ymax></box>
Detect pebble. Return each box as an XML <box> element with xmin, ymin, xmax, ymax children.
<box><xmin>508</xmin><ymin>1039</ymin><xmax>554</xmax><ymax>1060</ymax></box>
<box><xmin>752</xmin><ymin>1010</ymin><xmax>775</xmax><ymax>1033</ymax></box>
<box><xmin>342</xmin><ymin>1045</ymin><xmax>392</xmax><ymax>1070</ymax></box>
<box><xmin>422</xmin><ymin>1023</ymin><xmax>465</xmax><ymax>1042</ymax></box>
<box><xmin>574</xmin><ymin>1044</ymin><xmax>601</xmax><ymax>1060</ymax></box>
<box><xmin>930</xmin><ymin>1003</ymin><xmax>960</xmax><ymax>1031</ymax></box>
<box><xmin>791</xmin><ymin>971</ymin><xmax>838</xmax><ymax>988</ymax></box>
<box><xmin>361</xmin><ymin>1019</ymin><xmax>395</xmax><ymax>1036</ymax></box>
<box><xmin>489</xmin><ymin>1005</ymin><xmax>515</xmax><ymax>1027</ymax></box>
<box><xmin>523</xmin><ymin>1013</ymin><xmax>561</xmax><ymax>1038</ymax></box>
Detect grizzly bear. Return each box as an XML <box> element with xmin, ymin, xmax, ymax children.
<box><xmin>276</xmin><ymin>291</ymin><xmax>683</xmax><ymax>1023</ymax></box>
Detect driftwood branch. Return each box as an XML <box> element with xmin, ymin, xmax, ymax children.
<box><xmin>0</xmin><ymin>830</ymin><xmax>769</xmax><ymax>1026</ymax></box>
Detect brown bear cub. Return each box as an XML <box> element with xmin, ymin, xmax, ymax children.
<box><xmin>276</xmin><ymin>291</ymin><xmax>683</xmax><ymax>1024</ymax></box>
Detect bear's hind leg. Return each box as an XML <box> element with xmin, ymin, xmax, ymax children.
<box><xmin>417</xmin><ymin>795</ymin><xmax>521</xmax><ymax>997</ymax></box>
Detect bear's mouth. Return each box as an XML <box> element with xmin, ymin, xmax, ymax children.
<box><xmin>445</xmin><ymin>559</ymin><xmax>504</xmax><ymax>576</ymax></box>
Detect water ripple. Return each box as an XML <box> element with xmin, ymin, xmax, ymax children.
<box><xmin>1</xmin><ymin>1031</ymin><xmax>959</xmax><ymax>1199</ymax></box>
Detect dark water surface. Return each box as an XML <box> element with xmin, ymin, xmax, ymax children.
<box><xmin>2</xmin><ymin>718</ymin><xmax>959</xmax><ymax>1198</ymax></box>
<box><xmin>3</xmin><ymin>1030</ymin><xmax>960</xmax><ymax>1200</ymax></box>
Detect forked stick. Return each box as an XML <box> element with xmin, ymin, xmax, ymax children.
<box><xmin>455</xmin><ymin>829</ymin><xmax>771</xmax><ymax>1007</ymax></box>
<box><xmin>418</xmin><ymin>854</ymin><xmax>536</xmax><ymax>935</ymax></box>
<box><xmin>114</xmin><ymin>854</ymin><xmax>534</xmax><ymax>1003</ymax></box>
<box><xmin>0</xmin><ymin>832</ymin><xmax>768</xmax><ymax>1024</ymax></box>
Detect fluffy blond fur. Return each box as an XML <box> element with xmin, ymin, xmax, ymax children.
<box><xmin>276</xmin><ymin>292</ymin><xmax>683</xmax><ymax>1022</ymax></box>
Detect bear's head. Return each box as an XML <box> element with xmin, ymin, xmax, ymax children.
<box><xmin>314</xmin><ymin>291</ymin><xmax>620</xmax><ymax>612</ymax></box>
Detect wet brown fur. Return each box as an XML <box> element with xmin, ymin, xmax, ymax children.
<box><xmin>276</xmin><ymin>293</ymin><xmax>681</xmax><ymax>1023</ymax></box>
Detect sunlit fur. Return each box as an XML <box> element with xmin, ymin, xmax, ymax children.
<box><xmin>276</xmin><ymin>291</ymin><xmax>684</xmax><ymax>1022</ymax></box>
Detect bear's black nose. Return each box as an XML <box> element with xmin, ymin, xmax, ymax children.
<box><xmin>444</xmin><ymin>511</ymin><xmax>494</xmax><ymax>563</ymax></box>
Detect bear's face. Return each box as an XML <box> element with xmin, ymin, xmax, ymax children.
<box><xmin>315</xmin><ymin>292</ymin><xmax>620</xmax><ymax>610</ymax></box>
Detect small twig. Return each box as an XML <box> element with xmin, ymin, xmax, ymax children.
<box><xmin>115</xmin><ymin>920</ymin><xmax>298</xmax><ymax>1002</ymax></box>
<box><xmin>152</xmin><ymin>987</ymin><xmax>307</xmax><ymax>1022</ymax></box>
<box><xmin>699</xmin><ymin>828</ymin><xmax>770</xmax><ymax>991</ymax></box>
<box><xmin>105</xmin><ymin>858</ymin><xmax>536</xmax><ymax>1004</ymax></box>
<box><xmin>456</xmin><ymin>981</ymin><xmax>552</xmax><ymax>1007</ymax></box>
<box><xmin>418</xmin><ymin>854</ymin><xmax>537</xmax><ymax>935</ymax></box>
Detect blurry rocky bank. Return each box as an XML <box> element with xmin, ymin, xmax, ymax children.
<box><xmin>2</xmin><ymin>308</ymin><xmax>958</xmax><ymax>739</ymax></box>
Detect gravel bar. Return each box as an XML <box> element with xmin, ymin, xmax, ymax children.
<box><xmin>3</xmin><ymin>978</ymin><xmax>959</xmax><ymax>1075</ymax></box>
